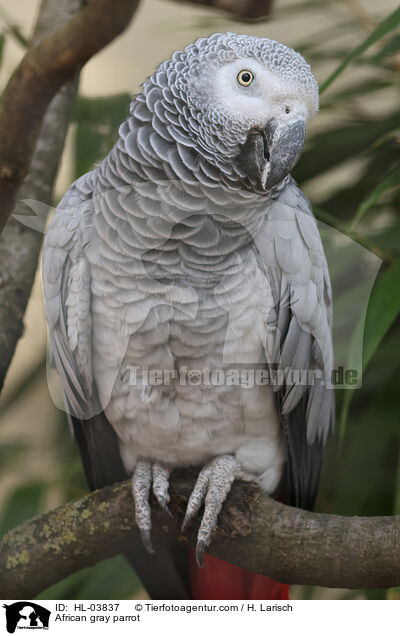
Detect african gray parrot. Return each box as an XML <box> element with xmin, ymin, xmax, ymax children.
<box><xmin>42</xmin><ymin>32</ymin><xmax>334</xmax><ymax>599</ymax></box>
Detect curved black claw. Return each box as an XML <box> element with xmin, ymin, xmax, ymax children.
<box><xmin>152</xmin><ymin>464</ymin><xmax>172</xmax><ymax>517</ymax></box>
<box><xmin>196</xmin><ymin>539</ymin><xmax>206</xmax><ymax>568</ymax></box>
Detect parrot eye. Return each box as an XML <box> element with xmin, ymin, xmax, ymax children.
<box><xmin>237</xmin><ymin>70</ymin><xmax>254</xmax><ymax>87</ymax></box>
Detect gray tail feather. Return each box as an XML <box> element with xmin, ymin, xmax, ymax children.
<box><xmin>69</xmin><ymin>411</ymin><xmax>191</xmax><ymax>599</ymax></box>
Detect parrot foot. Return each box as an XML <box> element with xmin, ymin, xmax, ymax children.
<box><xmin>131</xmin><ymin>460</ymin><xmax>172</xmax><ymax>553</ymax></box>
<box><xmin>182</xmin><ymin>455</ymin><xmax>252</xmax><ymax>567</ymax></box>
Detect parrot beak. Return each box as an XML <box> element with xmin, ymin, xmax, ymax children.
<box><xmin>237</xmin><ymin>119</ymin><xmax>306</xmax><ymax>191</ymax></box>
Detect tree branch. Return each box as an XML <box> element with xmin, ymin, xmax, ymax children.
<box><xmin>0</xmin><ymin>0</ymin><xmax>140</xmax><ymax>236</ymax></box>
<box><xmin>166</xmin><ymin>0</ymin><xmax>274</xmax><ymax>20</ymax></box>
<box><xmin>0</xmin><ymin>471</ymin><xmax>398</xmax><ymax>599</ymax></box>
<box><xmin>0</xmin><ymin>0</ymin><xmax>82</xmax><ymax>392</ymax></box>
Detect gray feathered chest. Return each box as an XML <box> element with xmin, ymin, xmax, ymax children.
<box><xmin>85</xmin><ymin>137</ymin><xmax>283</xmax><ymax>471</ymax></box>
<box><xmin>43</xmin><ymin>101</ymin><xmax>332</xmax><ymax>481</ymax></box>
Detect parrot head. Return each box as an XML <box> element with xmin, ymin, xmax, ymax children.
<box><xmin>145</xmin><ymin>32</ymin><xmax>319</xmax><ymax>193</ymax></box>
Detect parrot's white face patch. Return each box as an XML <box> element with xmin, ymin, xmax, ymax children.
<box><xmin>193</xmin><ymin>57</ymin><xmax>315</xmax><ymax>134</ymax></box>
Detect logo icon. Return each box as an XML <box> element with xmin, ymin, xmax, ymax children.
<box><xmin>3</xmin><ymin>602</ymin><xmax>50</xmax><ymax>633</ymax></box>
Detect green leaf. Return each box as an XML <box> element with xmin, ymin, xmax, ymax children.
<box><xmin>72</xmin><ymin>556</ymin><xmax>140</xmax><ymax>599</ymax></box>
<box><xmin>0</xmin><ymin>483</ymin><xmax>44</xmax><ymax>536</ymax></box>
<box><xmin>370</xmin><ymin>32</ymin><xmax>400</xmax><ymax>61</ymax></box>
<box><xmin>349</xmin><ymin>164</ymin><xmax>400</xmax><ymax>231</ymax></box>
<box><xmin>372</xmin><ymin>222</ymin><xmax>400</xmax><ymax>255</ymax></box>
<box><xmin>295</xmin><ymin>114</ymin><xmax>400</xmax><ymax>183</ymax></box>
<box><xmin>0</xmin><ymin>442</ymin><xmax>28</xmax><ymax>473</ymax></box>
<box><xmin>72</xmin><ymin>94</ymin><xmax>131</xmax><ymax>125</ymax></box>
<box><xmin>339</xmin><ymin>261</ymin><xmax>400</xmax><ymax>434</ymax></box>
<box><xmin>35</xmin><ymin>568</ymin><xmax>90</xmax><ymax>600</ymax></box>
<box><xmin>37</xmin><ymin>556</ymin><xmax>140</xmax><ymax>600</ymax></box>
<box><xmin>73</xmin><ymin>94</ymin><xmax>130</xmax><ymax>178</ymax></box>
<box><xmin>294</xmin><ymin>20</ymin><xmax>360</xmax><ymax>55</ymax></box>
<box><xmin>393</xmin><ymin>450</ymin><xmax>400</xmax><ymax>515</ymax></box>
<box><xmin>320</xmin><ymin>78</ymin><xmax>392</xmax><ymax>107</ymax></box>
<box><xmin>362</xmin><ymin>261</ymin><xmax>400</xmax><ymax>369</ymax></box>
<box><xmin>320</xmin><ymin>6</ymin><xmax>400</xmax><ymax>93</ymax></box>
<box><xmin>75</xmin><ymin>123</ymin><xmax>106</xmax><ymax>178</ymax></box>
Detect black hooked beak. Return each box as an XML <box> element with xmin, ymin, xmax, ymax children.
<box><xmin>237</xmin><ymin>119</ymin><xmax>306</xmax><ymax>191</ymax></box>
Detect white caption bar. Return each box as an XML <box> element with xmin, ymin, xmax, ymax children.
<box><xmin>1</xmin><ymin>599</ymin><xmax>397</xmax><ymax>636</ymax></box>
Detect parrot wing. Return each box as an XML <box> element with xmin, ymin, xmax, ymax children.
<box><xmin>42</xmin><ymin>172</ymin><xmax>190</xmax><ymax>599</ymax></box>
<box><xmin>254</xmin><ymin>177</ymin><xmax>335</xmax><ymax>510</ymax></box>
<box><xmin>42</xmin><ymin>171</ymin><xmax>97</xmax><ymax>420</ymax></box>
<box><xmin>43</xmin><ymin>170</ymin><xmax>130</xmax><ymax>486</ymax></box>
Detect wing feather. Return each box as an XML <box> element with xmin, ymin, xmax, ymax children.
<box><xmin>255</xmin><ymin>177</ymin><xmax>334</xmax><ymax>509</ymax></box>
<box><xmin>42</xmin><ymin>171</ymin><xmax>98</xmax><ymax>419</ymax></box>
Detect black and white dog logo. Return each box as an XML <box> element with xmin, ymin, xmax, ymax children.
<box><xmin>3</xmin><ymin>602</ymin><xmax>50</xmax><ymax>633</ymax></box>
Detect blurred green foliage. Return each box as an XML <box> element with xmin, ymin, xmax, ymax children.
<box><xmin>0</xmin><ymin>0</ymin><xmax>399</xmax><ymax>601</ymax></box>
<box><xmin>290</xmin><ymin>3</ymin><xmax>400</xmax><ymax>601</ymax></box>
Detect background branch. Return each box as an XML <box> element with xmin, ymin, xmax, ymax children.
<box><xmin>167</xmin><ymin>0</ymin><xmax>274</xmax><ymax>20</ymax></box>
<box><xmin>0</xmin><ymin>0</ymin><xmax>81</xmax><ymax>392</ymax></box>
<box><xmin>0</xmin><ymin>471</ymin><xmax>398</xmax><ymax>599</ymax></box>
<box><xmin>0</xmin><ymin>0</ymin><xmax>140</xmax><ymax>236</ymax></box>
